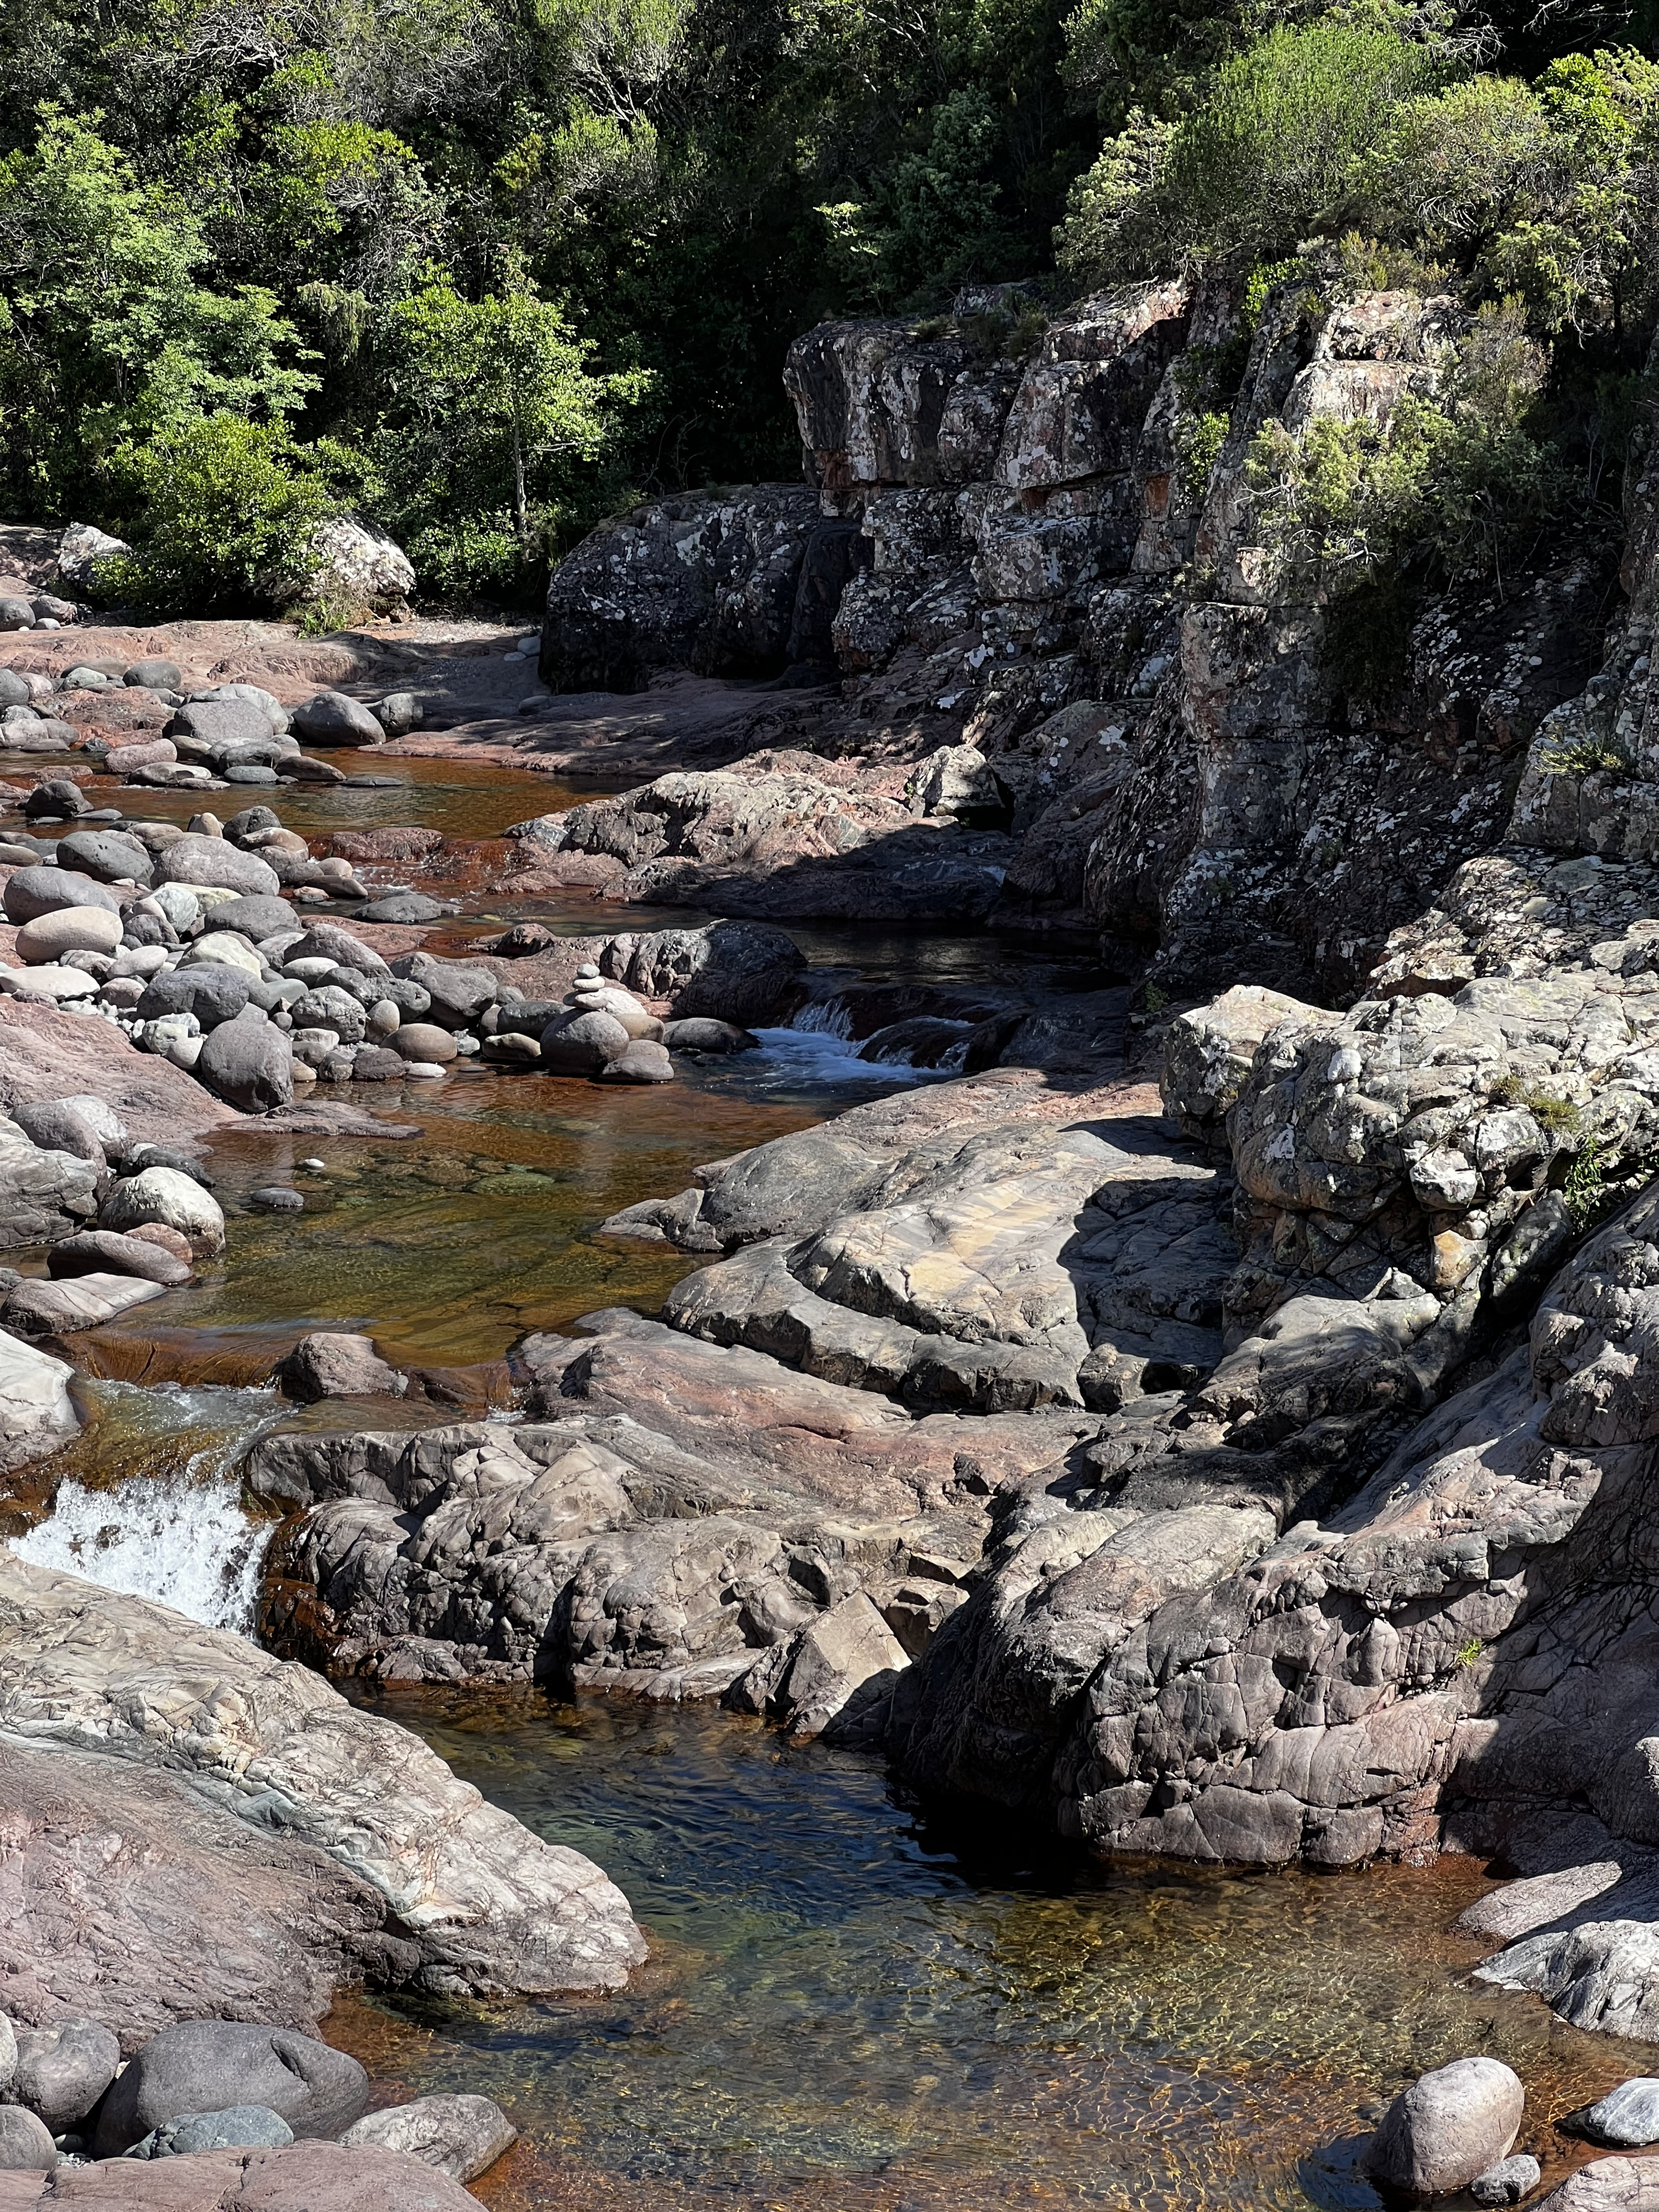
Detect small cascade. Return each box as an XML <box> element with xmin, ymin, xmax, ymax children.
<box><xmin>751</xmin><ymin>1023</ymin><xmax>925</xmax><ymax>1086</ymax></box>
<box><xmin>13</xmin><ymin>1381</ymin><xmax>285</xmax><ymax>1637</ymax></box>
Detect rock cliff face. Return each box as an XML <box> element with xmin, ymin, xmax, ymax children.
<box><xmin>541</xmin><ymin>275</ymin><xmax>1620</xmax><ymax>984</ymax></box>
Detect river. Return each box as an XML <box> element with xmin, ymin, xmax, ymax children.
<box><xmin>5</xmin><ymin>731</ymin><xmax>1641</xmax><ymax>2208</ymax></box>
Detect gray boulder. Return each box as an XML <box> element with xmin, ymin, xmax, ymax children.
<box><xmin>136</xmin><ymin>963</ymin><xmax>252</xmax><ymax>1029</ymax></box>
<box><xmin>197</xmin><ymin>1019</ymin><xmax>295</xmax><ymax>1114</ymax></box>
<box><xmin>1364</xmin><ymin>2058</ymin><xmax>1525</xmax><ymax>2197</ymax></box>
<box><xmin>8</xmin><ymin>1101</ymin><xmax>106</xmax><ymax>1165</ymax></box>
<box><xmin>153</xmin><ymin>832</ymin><xmax>280</xmax><ymax>898</ymax></box>
<box><xmin>48</xmin><ymin>1231</ymin><xmax>192</xmax><ymax>1287</ymax></box>
<box><xmin>388</xmin><ymin>951</ymin><xmax>497</xmax><ymax>1025</ymax></box>
<box><xmin>100</xmin><ymin>1166</ymin><xmax>226</xmax><ymax>1255</ymax></box>
<box><xmin>126</xmin><ymin>2105</ymin><xmax>295</xmax><ymax>2158</ymax></box>
<box><xmin>1471</xmin><ymin>2154</ymin><xmax>1542</xmax><ymax>2205</ymax></box>
<box><xmin>169</xmin><ymin>700</ymin><xmax>274</xmax><ymax>750</ymax></box>
<box><xmin>126</xmin><ymin>658</ymin><xmax>182</xmax><ymax>691</ymax></box>
<box><xmin>594</xmin><ymin>1039</ymin><xmax>675</xmax><ymax>1083</ymax></box>
<box><xmin>357</xmin><ymin>891</ymin><xmax>447</xmax><ymax>924</ymax></box>
<box><xmin>1569</xmin><ymin>2081</ymin><xmax>1659</xmax><ymax>2148</ymax></box>
<box><xmin>0</xmin><ymin>2106</ymin><xmax>55</xmax><ymax>2172</ymax></box>
<box><xmin>273</xmin><ymin>1332</ymin><xmax>408</xmax><ymax>1404</ymax></box>
<box><xmin>56</xmin><ymin>521</ymin><xmax>131</xmax><ymax>588</ymax></box>
<box><xmin>2</xmin><ymin>867</ymin><xmax>121</xmax><ymax>925</ymax></box>
<box><xmin>290</xmin><ymin>986</ymin><xmax>368</xmax><ymax>1044</ymax></box>
<box><xmin>292</xmin><ymin>690</ymin><xmax>384</xmax><ymax>745</ymax></box>
<box><xmin>10</xmin><ymin>2017</ymin><xmax>121</xmax><ymax>2131</ymax></box>
<box><xmin>55</xmin><ymin>828</ymin><xmax>154</xmax><ymax>885</ymax></box>
<box><xmin>285</xmin><ymin>922</ymin><xmax>390</xmax><ymax>976</ymax></box>
<box><xmin>92</xmin><ymin>2021</ymin><xmax>369</xmax><ymax>2156</ymax></box>
<box><xmin>205</xmin><ymin>893</ymin><xmax>299</xmax><ymax>940</ymax></box>
<box><xmin>661</xmin><ymin>1018</ymin><xmax>758</xmax><ymax>1053</ymax></box>
<box><xmin>540</xmin><ymin>1008</ymin><xmax>628</xmax><ymax>1073</ymax></box>
<box><xmin>0</xmin><ymin>1118</ymin><xmax>100</xmax><ymax>1249</ymax></box>
<box><xmin>341</xmin><ymin>2094</ymin><xmax>515</xmax><ymax>2183</ymax></box>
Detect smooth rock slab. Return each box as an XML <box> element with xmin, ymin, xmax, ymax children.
<box><xmin>341</xmin><ymin>2094</ymin><xmax>516</xmax><ymax>2182</ymax></box>
<box><xmin>3</xmin><ymin>1272</ymin><xmax>169</xmax><ymax>1334</ymax></box>
<box><xmin>5</xmin><ymin>2140</ymin><xmax>494</xmax><ymax>2208</ymax></box>
<box><xmin>1534</xmin><ymin>2157</ymin><xmax>1659</xmax><ymax>2211</ymax></box>
<box><xmin>1364</xmin><ymin>2058</ymin><xmax>1525</xmax><ymax>2197</ymax></box>
<box><xmin>0</xmin><ymin>1327</ymin><xmax>79</xmax><ymax>1474</ymax></box>
<box><xmin>0</xmin><ymin>1556</ymin><xmax>649</xmax><ymax>1999</ymax></box>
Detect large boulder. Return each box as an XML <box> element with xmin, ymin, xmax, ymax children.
<box><xmin>291</xmin><ymin>691</ymin><xmax>385</xmax><ymax>746</ymax></box>
<box><xmin>0</xmin><ymin>1117</ymin><xmax>101</xmax><ymax>1248</ymax></box>
<box><xmin>196</xmin><ymin>1020</ymin><xmax>294</xmax><ymax>1114</ymax></box>
<box><xmin>10</xmin><ymin>2018</ymin><xmax>121</xmax><ymax>2131</ymax></box>
<box><xmin>540</xmin><ymin>485</ymin><xmax>823</xmax><ymax>690</ymax></box>
<box><xmin>1364</xmin><ymin>2058</ymin><xmax>1525</xmax><ymax>2197</ymax></box>
<box><xmin>56</xmin><ymin>521</ymin><xmax>132</xmax><ymax>591</ymax></box>
<box><xmin>92</xmin><ymin>2021</ymin><xmax>369</xmax><ymax>2156</ymax></box>
<box><xmin>540</xmin><ymin>1008</ymin><xmax>629</xmax><ymax>1073</ymax></box>
<box><xmin>0</xmin><ymin>2106</ymin><xmax>55</xmax><ymax>2172</ymax></box>
<box><xmin>0</xmin><ymin>1327</ymin><xmax>78</xmax><ymax>1476</ymax></box>
<box><xmin>340</xmin><ymin>2094</ymin><xmax>516</xmax><ymax>2183</ymax></box>
<box><xmin>2</xmin><ymin>868</ymin><xmax>122</xmax><ymax>926</ymax></box>
<box><xmin>48</xmin><ymin>1230</ymin><xmax>193</xmax><ymax>1286</ymax></box>
<box><xmin>55</xmin><ymin>828</ymin><xmax>154</xmax><ymax>886</ymax></box>
<box><xmin>153</xmin><ymin>834</ymin><xmax>280</xmax><ymax>899</ymax></box>
<box><xmin>387</xmin><ymin>951</ymin><xmax>497</xmax><ymax>1026</ymax></box>
<box><xmin>14</xmin><ymin>906</ymin><xmax>124</xmax><ymax>963</ymax></box>
<box><xmin>100</xmin><ymin>1166</ymin><xmax>227</xmax><ymax>1254</ymax></box>
<box><xmin>299</xmin><ymin>517</ymin><xmax>415</xmax><ymax>615</ymax></box>
<box><xmin>135</xmin><ymin>964</ymin><xmax>252</xmax><ymax>1030</ymax></box>
<box><xmin>272</xmin><ymin>1332</ymin><xmax>408</xmax><ymax>1403</ymax></box>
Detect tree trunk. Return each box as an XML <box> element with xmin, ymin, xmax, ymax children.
<box><xmin>511</xmin><ymin>415</ymin><xmax>529</xmax><ymax>556</ymax></box>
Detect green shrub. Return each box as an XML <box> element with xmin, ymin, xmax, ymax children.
<box><xmin>101</xmin><ymin>416</ymin><xmax>357</xmax><ymax>617</ymax></box>
<box><xmin>1060</xmin><ymin>20</ymin><xmax>1447</xmax><ymax>279</ymax></box>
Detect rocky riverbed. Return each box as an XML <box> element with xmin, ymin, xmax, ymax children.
<box><xmin>5</xmin><ymin>263</ymin><xmax>1659</xmax><ymax>2210</ymax></box>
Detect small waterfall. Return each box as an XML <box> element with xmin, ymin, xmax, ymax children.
<box><xmin>13</xmin><ymin>1381</ymin><xmax>283</xmax><ymax>1637</ymax></box>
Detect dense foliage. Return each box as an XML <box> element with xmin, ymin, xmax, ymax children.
<box><xmin>0</xmin><ymin>0</ymin><xmax>1653</xmax><ymax>613</ymax></box>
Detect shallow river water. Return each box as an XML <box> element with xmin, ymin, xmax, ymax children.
<box><xmin>8</xmin><ymin>733</ymin><xmax>1642</xmax><ymax>2209</ymax></box>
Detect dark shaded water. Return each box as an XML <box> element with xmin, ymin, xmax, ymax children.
<box><xmin>326</xmin><ymin>1692</ymin><xmax>1641</xmax><ymax>2212</ymax></box>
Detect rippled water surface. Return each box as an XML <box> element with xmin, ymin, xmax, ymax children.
<box><xmin>327</xmin><ymin>1691</ymin><xmax>1642</xmax><ymax>2212</ymax></box>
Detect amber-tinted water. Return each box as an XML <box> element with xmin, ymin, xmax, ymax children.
<box><xmin>69</xmin><ymin>1066</ymin><xmax>833</xmax><ymax>1377</ymax></box>
<box><xmin>327</xmin><ymin>1691</ymin><xmax>1644</xmax><ymax>2212</ymax></box>
<box><xmin>7</xmin><ymin>747</ymin><xmax>599</xmax><ymax>843</ymax></box>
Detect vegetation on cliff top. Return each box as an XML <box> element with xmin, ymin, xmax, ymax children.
<box><xmin>0</xmin><ymin>0</ymin><xmax>1653</xmax><ymax>613</ymax></box>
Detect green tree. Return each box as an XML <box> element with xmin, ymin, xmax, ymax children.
<box><xmin>0</xmin><ymin>108</ymin><xmax>312</xmax><ymax>513</ymax></box>
<box><xmin>380</xmin><ymin>267</ymin><xmax>650</xmax><ymax>583</ymax></box>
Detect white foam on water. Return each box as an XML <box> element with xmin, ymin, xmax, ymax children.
<box><xmin>13</xmin><ymin>1381</ymin><xmax>281</xmax><ymax>1637</ymax></box>
<box><xmin>750</xmin><ymin>1024</ymin><xmax>925</xmax><ymax>1087</ymax></box>
<box><xmin>14</xmin><ymin>1471</ymin><xmax>270</xmax><ymax>1634</ymax></box>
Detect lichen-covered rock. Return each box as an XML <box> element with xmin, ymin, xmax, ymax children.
<box><xmin>297</xmin><ymin>517</ymin><xmax>415</xmax><ymax>616</ymax></box>
<box><xmin>540</xmin><ymin>486</ymin><xmax>822</xmax><ymax>690</ymax></box>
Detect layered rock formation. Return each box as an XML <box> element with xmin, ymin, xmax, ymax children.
<box><xmin>539</xmin><ymin>273</ymin><xmax>1614</xmax><ymax>983</ymax></box>
<box><xmin>0</xmin><ymin>1556</ymin><xmax>646</xmax><ymax>2015</ymax></box>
